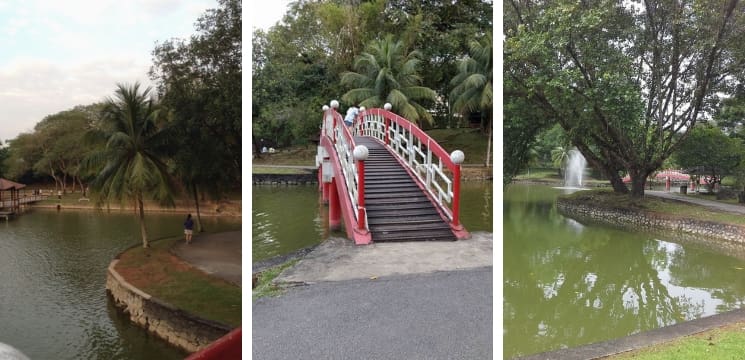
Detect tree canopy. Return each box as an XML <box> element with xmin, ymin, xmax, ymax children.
<box><xmin>252</xmin><ymin>0</ymin><xmax>493</xmax><ymax>147</ymax></box>
<box><xmin>505</xmin><ymin>0</ymin><xmax>745</xmax><ymax>196</ymax></box>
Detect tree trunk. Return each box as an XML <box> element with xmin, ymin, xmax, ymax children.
<box><xmin>629</xmin><ymin>169</ymin><xmax>649</xmax><ymax>198</ymax></box>
<box><xmin>137</xmin><ymin>195</ymin><xmax>149</xmax><ymax>248</ymax></box>
<box><xmin>192</xmin><ymin>184</ymin><xmax>204</xmax><ymax>232</ymax></box>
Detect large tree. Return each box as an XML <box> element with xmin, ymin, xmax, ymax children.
<box><xmin>86</xmin><ymin>83</ymin><xmax>176</xmax><ymax>248</ymax></box>
<box><xmin>151</xmin><ymin>0</ymin><xmax>241</xmax><ymax>230</ymax></box>
<box><xmin>505</xmin><ymin>0</ymin><xmax>745</xmax><ymax>197</ymax></box>
<box><xmin>341</xmin><ymin>35</ymin><xmax>437</xmax><ymax>127</ymax></box>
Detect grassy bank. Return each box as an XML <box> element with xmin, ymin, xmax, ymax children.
<box><xmin>610</xmin><ymin>321</ymin><xmax>745</xmax><ymax>359</ymax></box>
<box><xmin>563</xmin><ymin>189</ymin><xmax>745</xmax><ymax>226</ymax></box>
<box><xmin>115</xmin><ymin>237</ymin><xmax>241</xmax><ymax>327</ymax></box>
<box><xmin>32</xmin><ymin>191</ymin><xmax>241</xmax><ymax>216</ymax></box>
<box><xmin>252</xmin><ymin>260</ymin><xmax>298</xmax><ymax>301</ymax></box>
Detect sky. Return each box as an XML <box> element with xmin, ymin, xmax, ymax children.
<box><xmin>0</xmin><ymin>0</ymin><xmax>217</xmax><ymax>143</ymax></box>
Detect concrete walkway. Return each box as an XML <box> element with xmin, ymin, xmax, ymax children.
<box><xmin>277</xmin><ymin>231</ymin><xmax>493</xmax><ymax>283</ymax></box>
<box><xmin>254</xmin><ymin>232</ymin><xmax>493</xmax><ymax>359</ymax></box>
<box><xmin>172</xmin><ymin>230</ymin><xmax>242</xmax><ymax>286</ymax></box>
<box><xmin>646</xmin><ymin>190</ymin><xmax>745</xmax><ymax>214</ymax></box>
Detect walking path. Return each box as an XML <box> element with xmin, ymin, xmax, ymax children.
<box><xmin>253</xmin><ymin>232</ymin><xmax>494</xmax><ymax>359</ymax></box>
<box><xmin>172</xmin><ymin>230</ymin><xmax>242</xmax><ymax>286</ymax></box>
<box><xmin>646</xmin><ymin>190</ymin><xmax>745</xmax><ymax>214</ymax></box>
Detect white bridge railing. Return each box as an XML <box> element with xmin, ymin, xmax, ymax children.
<box><xmin>321</xmin><ymin>103</ymin><xmax>366</xmax><ymax>230</ymax></box>
<box><xmin>355</xmin><ymin>106</ymin><xmax>464</xmax><ymax>227</ymax></box>
<box><xmin>319</xmin><ymin>102</ymin><xmax>465</xmax><ymax>243</ymax></box>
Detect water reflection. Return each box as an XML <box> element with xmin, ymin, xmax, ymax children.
<box><xmin>504</xmin><ymin>184</ymin><xmax>745</xmax><ymax>358</ymax></box>
<box><xmin>252</xmin><ymin>182</ymin><xmax>493</xmax><ymax>261</ymax></box>
<box><xmin>0</xmin><ymin>210</ymin><xmax>239</xmax><ymax>359</ymax></box>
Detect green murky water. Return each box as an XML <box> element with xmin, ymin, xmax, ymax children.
<box><xmin>252</xmin><ymin>182</ymin><xmax>493</xmax><ymax>261</ymax></box>
<box><xmin>504</xmin><ymin>184</ymin><xmax>745</xmax><ymax>358</ymax></box>
<box><xmin>0</xmin><ymin>210</ymin><xmax>240</xmax><ymax>360</ymax></box>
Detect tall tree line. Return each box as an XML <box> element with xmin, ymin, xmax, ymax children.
<box><xmin>252</xmin><ymin>0</ymin><xmax>493</xmax><ymax>149</ymax></box>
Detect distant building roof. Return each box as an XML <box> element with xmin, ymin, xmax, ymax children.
<box><xmin>0</xmin><ymin>178</ymin><xmax>26</xmax><ymax>191</ymax></box>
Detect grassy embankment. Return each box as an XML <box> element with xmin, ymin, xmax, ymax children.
<box><xmin>252</xmin><ymin>260</ymin><xmax>299</xmax><ymax>301</ymax></box>
<box><xmin>563</xmin><ymin>188</ymin><xmax>745</xmax><ymax>226</ymax></box>
<box><xmin>609</xmin><ymin>321</ymin><xmax>745</xmax><ymax>359</ymax></box>
<box><xmin>252</xmin><ymin>128</ymin><xmax>492</xmax><ymax>178</ymax></box>
<box><xmin>114</xmin><ymin>237</ymin><xmax>241</xmax><ymax>327</ymax></box>
<box><xmin>563</xmin><ymin>189</ymin><xmax>745</xmax><ymax>358</ymax></box>
<box><xmin>30</xmin><ymin>190</ymin><xmax>241</xmax><ymax>215</ymax></box>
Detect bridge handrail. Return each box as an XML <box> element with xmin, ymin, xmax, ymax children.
<box><xmin>322</xmin><ymin>108</ymin><xmax>367</xmax><ymax>231</ymax></box>
<box><xmin>356</xmin><ymin>108</ymin><xmax>462</xmax><ymax>226</ymax></box>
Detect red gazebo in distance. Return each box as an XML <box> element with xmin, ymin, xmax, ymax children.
<box><xmin>0</xmin><ymin>178</ymin><xmax>26</xmax><ymax>214</ymax></box>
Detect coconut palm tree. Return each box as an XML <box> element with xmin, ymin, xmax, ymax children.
<box><xmin>86</xmin><ymin>83</ymin><xmax>176</xmax><ymax>248</ymax></box>
<box><xmin>450</xmin><ymin>31</ymin><xmax>493</xmax><ymax>166</ymax></box>
<box><xmin>341</xmin><ymin>35</ymin><xmax>437</xmax><ymax>127</ymax></box>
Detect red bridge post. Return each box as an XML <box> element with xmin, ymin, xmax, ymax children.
<box><xmin>329</xmin><ymin>177</ymin><xmax>341</xmax><ymax>230</ymax></box>
<box><xmin>450</xmin><ymin>150</ymin><xmax>465</xmax><ymax>229</ymax></box>
<box><xmin>354</xmin><ymin>145</ymin><xmax>369</xmax><ymax>230</ymax></box>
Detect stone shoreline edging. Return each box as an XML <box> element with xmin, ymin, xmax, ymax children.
<box><xmin>556</xmin><ymin>198</ymin><xmax>745</xmax><ymax>245</ymax></box>
<box><xmin>106</xmin><ymin>258</ymin><xmax>233</xmax><ymax>353</ymax></box>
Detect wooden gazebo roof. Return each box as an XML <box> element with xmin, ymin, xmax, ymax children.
<box><xmin>0</xmin><ymin>178</ymin><xmax>25</xmax><ymax>191</ymax></box>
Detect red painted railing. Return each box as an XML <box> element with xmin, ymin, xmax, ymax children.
<box><xmin>318</xmin><ymin>103</ymin><xmax>371</xmax><ymax>244</ymax></box>
<box><xmin>185</xmin><ymin>327</ymin><xmax>241</xmax><ymax>360</ymax></box>
<box><xmin>317</xmin><ymin>102</ymin><xmax>467</xmax><ymax>243</ymax></box>
<box><xmin>357</xmin><ymin>108</ymin><xmax>466</xmax><ymax>236</ymax></box>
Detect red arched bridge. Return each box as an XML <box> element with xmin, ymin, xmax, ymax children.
<box><xmin>316</xmin><ymin>101</ymin><xmax>469</xmax><ymax>245</ymax></box>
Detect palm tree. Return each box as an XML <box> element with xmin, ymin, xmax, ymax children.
<box><xmin>450</xmin><ymin>31</ymin><xmax>493</xmax><ymax>166</ymax></box>
<box><xmin>86</xmin><ymin>83</ymin><xmax>176</xmax><ymax>248</ymax></box>
<box><xmin>341</xmin><ymin>35</ymin><xmax>437</xmax><ymax>127</ymax></box>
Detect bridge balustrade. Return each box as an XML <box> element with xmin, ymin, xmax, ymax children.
<box><xmin>356</xmin><ymin>108</ymin><xmax>463</xmax><ymax>227</ymax></box>
<box><xmin>320</xmin><ymin>102</ymin><xmax>465</xmax><ymax>244</ymax></box>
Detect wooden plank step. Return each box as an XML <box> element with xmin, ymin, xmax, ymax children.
<box><xmin>366</xmin><ymin>197</ymin><xmax>430</xmax><ymax>205</ymax></box>
<box><xmin>367</xmin><ymin>215</ymin><xmax>444</xmax><ymax>226</ymax></box>
<box><xmin>369</xmin><ymin>220</ymin><xmax>448</xmax><ymax>231</ymax></box>
<box><xmin>372</xmin><ymin>230</ymin><xmax>456</xmax><ymax>242</ymax></box>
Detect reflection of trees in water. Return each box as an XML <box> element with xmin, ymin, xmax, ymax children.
<box><xmin>666</xmin><ymin>245</ymin><xmax>745</xmax><ymax>312</ymax></box>
<box><xmin>503</xmin><ymin>186</ymin><xmax>745</xmax><ymax>358</ymax></box>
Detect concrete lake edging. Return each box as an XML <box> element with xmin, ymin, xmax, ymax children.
<box><xmin>556</xmin><ymin>197</ymin><xmax>745</xmax><ymax>246</ymax></box>
<box><xmin>106</xmin><ymin>258</ymin><xmax>232</xmax><ymax>353</ymax></box>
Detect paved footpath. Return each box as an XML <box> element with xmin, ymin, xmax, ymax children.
<box><xmin>172</xmin><ymin>230</ymin><xmax>242</xmax><ymax>286</ymax></box>
<box><xmin>646</xmin><ymin>190</ymin><xmax>745</xmax><ymax>214</ymax></box>
<box><xmin>253</xmin><ymin>232</ymin><xmax>494</xmax><ymax>360</ymax></box>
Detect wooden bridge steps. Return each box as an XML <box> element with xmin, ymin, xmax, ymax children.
<box><xmin>355</xmin><ymin>136</ymin><xmax>455</xmax><ymax>242</ymax></box>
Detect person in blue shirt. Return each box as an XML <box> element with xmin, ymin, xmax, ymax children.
<box><xmin>184</xmin><ymin>213</ymin><xmax>194</xmax><ymax>244</ymax></box>
<box><xmin>344</xmin><ymin>104</ymin><xmax>359</xmax><ymax>128</ymax></box>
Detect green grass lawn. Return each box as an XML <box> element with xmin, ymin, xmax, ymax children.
<box><xmin>115</xmin><ymin>237</ymin><xmax>241</xmax><ymax>327</ymax></box>
<box><xmin>610</xmin><ymin>322</ymin><xmax>745</xmax><ymax>359</ymax></box>
<box><xmin>563</xmin><ymin>189</ymin><xmax>745</xmax><ymax>225</ymax></box>
<box><xmin>252</xmin><ymin>166</ymin><xmax>311</xmax><ymax>175</ymax></box>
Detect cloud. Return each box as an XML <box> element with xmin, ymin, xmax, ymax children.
<box><xmin>0</xmin><ymin>57</ymin><xmax>156</xmax><ymax>142</ymax></box>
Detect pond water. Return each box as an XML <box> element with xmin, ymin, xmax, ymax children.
<box><xmin>252</xmin><ymin>181</ymin><xmax>493</xmax><ymax>261</ymax></box>
<box><xmin>0</xmin><ymin>210</ymin><xmax>240</xmax><ymax>360</ymax></box>
<box><xmin>504</xmin><ymin>184</ymin><xmax>745</xmax><ymax>358</ymax></box>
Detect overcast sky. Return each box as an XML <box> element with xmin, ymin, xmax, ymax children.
<box><xmin>0</xmin><ymin>0</ymin><xmax>217</xmax><ymax>143</ymax></box>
